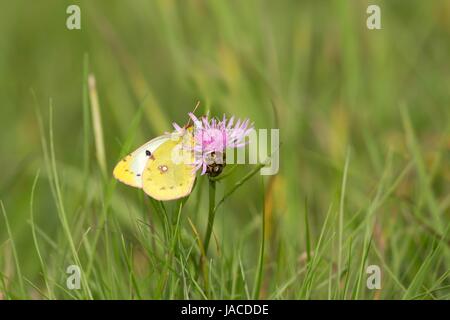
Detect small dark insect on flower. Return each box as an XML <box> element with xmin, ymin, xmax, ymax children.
<box><xmin>205</xmin><ymin>152</ymin><xmax>226</xmax><ymax>177</ymax></box>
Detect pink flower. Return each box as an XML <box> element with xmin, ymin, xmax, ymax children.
<box><xmin>173</xmin><ymin>113</ymin><xmax>254</xmax><ymax>175</ymax></box>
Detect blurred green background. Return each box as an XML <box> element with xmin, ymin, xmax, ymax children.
<box><xmin>0</xmin><ymin>0</ymin><xmax>449</xmax><ymax>299</ymax></box>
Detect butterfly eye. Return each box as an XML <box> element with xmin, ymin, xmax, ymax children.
<box><xmin>146</xmin><ymin>150</ymin><xmax>152</xmax><ymax>157</ymax></box>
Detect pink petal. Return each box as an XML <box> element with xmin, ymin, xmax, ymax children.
<box><xmin>189</xmin><ymin>112</ymin><xmax>202</xmax><ymax>128</ymax></box>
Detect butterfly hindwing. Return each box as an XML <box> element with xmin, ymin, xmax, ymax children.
<box><xmin>113</xmin><ymin>135</ymin><xmax>171</xmax><ymax>188</ymax></box>
<box><xmin>142</xmin><ymin>138</ymin><xmax>196</xmax><ymax>201</ymax></box>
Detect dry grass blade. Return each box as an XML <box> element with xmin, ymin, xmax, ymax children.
<box><xmin>88</xmin><ymin>74</ymin><xmax>107</xmax><ymax>179</ymax></box>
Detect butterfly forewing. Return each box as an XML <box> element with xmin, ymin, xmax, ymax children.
<box><xmin>113</xmin><ymin>135</ymin><xmax>171</xmax><ymax>188</ymax></box>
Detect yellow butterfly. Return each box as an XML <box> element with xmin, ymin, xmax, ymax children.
<box><xmin>113</xmin><ymin>127</ymin><xmax>196</xmax><ymax>201</ymax></box>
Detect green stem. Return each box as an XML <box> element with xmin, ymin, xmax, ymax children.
<box><xmin>253</xmin><ymin>176</ymin><xmax>266</xmax><ymax>299</ymax></box>
<box><xmin>213</xmin><ymin>163</ymin><xmax>265</xmax><ymax>214</ymax></box>
<box><xmin>203</xmin><ymin>179</ymin><xmax>217</xmax><ymax>256</ymax></box>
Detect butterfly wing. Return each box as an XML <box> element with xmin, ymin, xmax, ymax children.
<box><xmin>142</xmin><ymin>138</ymin><xmax>196</xmax><ymax>201</ymax></box>
<box><xmin>113</xmin><ymin>135</ymin><xmax>171</xmax><ymax>188</ymax></box>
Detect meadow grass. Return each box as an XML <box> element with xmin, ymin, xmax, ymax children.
<box><xmin>0</xmin><ymin>0</ymin><xmax>449</xmax><ymax>299</ymax></box>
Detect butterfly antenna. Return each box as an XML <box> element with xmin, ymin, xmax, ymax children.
<box><xmin>193</xmin><ymin>100</ymin><xmax>200</xmax><ymax>114</ymax></box>
<box><xmin>186</xmin><ymin>100</ymin><xmax>201</xmax><ymax>127</ymax></box>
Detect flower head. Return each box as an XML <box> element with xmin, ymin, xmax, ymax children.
<box><xmin>173</xmin><ymin>113</ymin><xmax>254</xmax><ymax>176</ymax></box>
